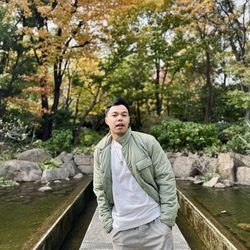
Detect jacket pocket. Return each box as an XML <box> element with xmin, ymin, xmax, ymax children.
<box><xmin>136</xmin><ymin>158</ymin><xmax>152</xmax><ymax>171</ymax></box>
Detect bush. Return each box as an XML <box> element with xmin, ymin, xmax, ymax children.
<box><xmin>223</xmin><ymin>122</ymin><xmax>250</xmax><ymax>154</ymax></box>
<box><xmin>150</xmin><ymin>119</ymin><xmax>221</xmax><ymax>152</ymax></box>
<box><xmin>41</xmin><ymin>129</ymin><xmax>73</xmax><ymax>156</ymax></box>
<box><xmin>39</xmin><ymin>159</ymin><xmax>61</xmax><ymax>170</ymax></box>
<box><xmin>0</xmin><ymin>118</ymin><xmax>29</xmax><ymax>143</ymax></box>
<box><xmin>79</xmin><ymin>128</ymin><xmax>103</xmax><ymax>147</ymax></box>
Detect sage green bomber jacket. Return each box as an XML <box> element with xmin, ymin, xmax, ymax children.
<box><xmin>93</xmin><ymin>127</ymin><xmax>180</xmax><ymax>233</ymax></box>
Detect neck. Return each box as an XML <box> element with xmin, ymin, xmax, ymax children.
<box><xmin>111</xmin><ymin>133</ymin><xmax>123</xmax><ymax>140</ymax></box>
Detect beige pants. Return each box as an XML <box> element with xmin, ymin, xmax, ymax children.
<box><xmin>111</xmin><ymin>217</ymin><xmax>173</xmax><ymax>250</ymax></box>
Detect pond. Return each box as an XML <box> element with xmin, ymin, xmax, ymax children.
<box><xmin>177</xmin><ymin>180</ymin><xmax>250</xmax><ymax>249</ymax></box>
<box><xmin>0</xmin><ymin>176</ymin><xmax>91</xmax><ymax>250</ymax></box>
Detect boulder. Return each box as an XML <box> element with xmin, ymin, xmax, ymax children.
<box><xmin>0</xmin><ymin>160</ymin><xmax>42</xmax><ymax>181</ymax></box>
<box><xmin>56</xmin><ymin>151</ymin><xmax>74</xmax><ymax>163</ymax></box>
<box><xmin>15</xmin><ymin>148</ymin><xmax>52</xmax><ymax>163</ymax></box>
<box><xmin>74</xmin><ymin>153</ymin><xmax>94</xmax><ymax>175</ymax></box>
<box><xmin>203</xmin><ymin>176</ymin><xmax>220</xmax><ymax>187</ymax></box>
<box><xmin>232</xmin><ymin>153</ymin><xmax>250</xmax><ymax>167</ymax></box>
<box><xmin>78</xmin><ymin>165</ymin><xmax>93</xmax><ymax>175</ymax></box>
<box><xmin>166</xmin><ymin>152</ymin><xmax>182</xmax><ymax>165</ymax></box>
<box><xmin>74</xmin><ymin>153</ymin><xmax>93</xmax><ymax>166</ymax></box>
<box><xmin>61</xmin><ymin>160</ymin><xmax>80</xmax><ymax>177</ymax></box>
<box><xmin>195</xmin><ymin>155</ymin><xmax>217</xmax><ymax>175</ymax></box>
<box><xmin>172</xmin><ymin>156</ymin><xmax>197</xmax><ymax>178</ymax></box>
<box><xmin>236</xmin><ymin>167</ymin><xmax>250</xmax><ymax>185</ymax></box>
<box><xmin>41</xmin><ymin>168</ymin><xmax>70</xmax><ymax>183</ymax></box>
<box><xmin>218</xmin><ymin>153</ymin><xmax>236</xmax><ymax>181</ymax></box>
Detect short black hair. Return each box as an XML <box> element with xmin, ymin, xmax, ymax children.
<box><xmin>105</xmin><ymin>97</ymin><xmax>130</xmax><ymax>116</ymax></box>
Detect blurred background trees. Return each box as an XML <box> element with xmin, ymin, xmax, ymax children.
<box><xmin>0</xmin><ymin>0</ymin><xmax>249</xmax><ymax>156</ymax></box>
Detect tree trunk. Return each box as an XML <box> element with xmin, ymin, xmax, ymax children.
<box><xmin>155</xmin><ymin>60</ymin><xmax>162</xmax><ymax>116</ymax></box>
<box><xmin>52</xmin><ymin>60</ymin><xmax>63</xmax><ymax>113</ymax></box>
<box><xmin>40</xmin><ymin>75</ymin><xmax>52</xmax><ymax>140</ymax></box>
<box><xmin>135</xmin><ymin>98</ymin><xmax>142</xmax><ymax>129</ymax></box>
<box><xmin>204</xmin><ymin>50</ymin><xmax>213</xmax><ymax>123</ymax></box>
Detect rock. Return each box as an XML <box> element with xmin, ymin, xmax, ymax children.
<box><xmin>0</xmin><ymin>160</ymin><xmax>42</xmax><ymax>181</ymax></box>
<box><xmin>203</xmin><ymin>176</ymin><xmax>220</xmax><ymax>187</ymax></box>
<box><xmin>218</xmin><ymin>153</ymin><xmax>236</xmax><ymax>182</ymax></box>
<box><xmin>172</xmin><ymin>156</ymin><xmax>198</xmax><ymax>178</ymax></box>
<box><xmin>166</xmin><ymin>152</ymin><xmax>182</xmax><ymax>165</ymax></box>
<box><xmin>231</xmin><ymin>153</ymin><xmax>250</xmax><ymax>167</ymax></box>
<box><xmin>74</xmin><ymin>153</ymin><xmax>93</xmax><ymax>166</ymax></box>
<box><xmin>194</xmin><ymin>180</ymin><xmax>204</xmax><ymax>185</ymax></box>
<box><xmin>39</xmin><ymin>186</ymin><xmax>52</xmax><ymax>192</ymax></box>
<box><xmin>15</xmin><ymin>148</ymin><xmax>52</xmax><ymax>163</ymax></box>
<box><xmin>61</xmin><ymin>160</ymin><xmax>80</xmax><ymax>177</ymax></box>
<box><xmin>195</xmin><ymin>156</ymin><xmax>217</xmax><ymax>175</ymax></box>
<box><xmin>74</xmin><ymin>153</ymin><xmax>94</xmax><ymax>175</ymax></box>
<box><xmin>222</xmin><ymin>179</ymin><xmax>234</xmax><ymax>187</ymax></box>
<box><xmin>73</xmin><ymin>173</ymin><xmax>83</xmax><ymax>179</ymax></box>
<box><xmin>214</xmin><ymin>182</ymin><xmax>226</xmax><ymax>188</ymax></box>
<box><xmin>41</xmin><ymin>168</ymin><xmax>70</xmax><ymax>183</ymax></box>
<box><xmin>237</xmin><ymin>223</ymin><xmax>250</xmax><ymax>232</ymax></box>
<box><xmin>78</xmin><ymin>165</ymin><xmax>93</xmax><ymax>175</ymax></box>
<box><xmin>186</xmin><ymin>177</ymin><xmax>196</xmax><ymax>182</ymax></box>
<box><xmin>236</xmin><ymin>167</ymin><xmax>250</xmax><ymax>185</ymax></box>
<box><xmin>56</xmin><ymin>151</ymin><xmax>74</xmax><ymax>163</ymax></box>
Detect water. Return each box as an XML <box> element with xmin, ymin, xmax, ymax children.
<box><xmin>177</xmin><ymin>181</ymin><xmax>250</xmax><ymax>249</ymax></box>
<box><xmin>0</xmin><ymin>176</ymin><xmax>91</xmax><ymax>250</ymax></box>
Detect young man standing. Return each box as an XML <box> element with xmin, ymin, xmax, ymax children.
<box><xmin>93</xmin><ymin>97</ymin><xmax>179</xmax><ymax>250</ymax></box>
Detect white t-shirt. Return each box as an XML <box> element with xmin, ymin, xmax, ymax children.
<box><xmin>111</xmin><ymin>140</ymin><xmax>160</xmax><ymax>231</ymax></box>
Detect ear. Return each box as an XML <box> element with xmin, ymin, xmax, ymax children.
<box><xmin>105</xmin><ymin>116</ymin><xmax>109</xmax><ymax>126</ymax></box>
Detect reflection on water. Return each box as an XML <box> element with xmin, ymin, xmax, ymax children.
<box><xmin>177</xmin><ymin>181</ymin><xmax>250</xmax><ymax>249</ymax></box>
<box><xmin>0</xmin><ymin>177</ymin><xmax>90</xmax><ymax>250</ymax></box>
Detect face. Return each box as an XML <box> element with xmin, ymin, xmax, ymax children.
<box><xmin>105</xmin><ymin>105</ymin><xmax>130</xmax><ymax>140</ymax></box>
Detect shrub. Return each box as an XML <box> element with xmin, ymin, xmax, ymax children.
<box><xmin>39</xmin><ymin>159</ymin><xmax>61</xmax><ymax>170</ymax></box>
<box><xmin>79</xmin><ymin>128</ymin><xmax>103</xmax><ymax>147</ymax></box>
<box><xmin>0</xmin><ymin>177</ymin><xmax>18</xmax><ymax>187</ymax></box>
<box><xmin>0</xmin><ymin>118</ymin><xmax>29</xmax><ymax>143</ymax></box>
<box><xmin>223</xmin><ymin>122</ymin><xmax>250</xmax><ymax>154</ymax></box>
<box><xmin>41</xmin><ymin>129</ymin><xmax>73</xmax><ymax>156</ymax></box>
<box><xmin>150</xmin><ymin>119</ymin><xmax>221</xmax><ymax>152</ymax></box>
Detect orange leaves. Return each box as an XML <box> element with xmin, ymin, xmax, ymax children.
<box><xmin>6</xmin><ymin>96</ymin><xmax>42</xmax><ymax>116</ymax></box>
<box><xmin>23</xmin><ymin>86</ymin><xmax>52</xmax><ymax>96</ymax></box>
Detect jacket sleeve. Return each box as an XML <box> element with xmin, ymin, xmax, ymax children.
<box><xmin>148</xmin><ymin>136</ymin><xmax>180</xmax><ymax>226</ymax></box>
<box><xmin>93</xmin><ymin>148</ymin><xmax>113</xmax><ymax>233</ymax></box>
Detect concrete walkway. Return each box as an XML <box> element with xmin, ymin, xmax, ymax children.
<box><xmin>80</xmin><ymin>209</ymin><xmax>190</xmax><ymax>250</ymax></box>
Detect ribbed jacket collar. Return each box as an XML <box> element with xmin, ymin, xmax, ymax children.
<box><xmin>116</xmin><ymin>127</ymin><xmax>131</xmax><ymax>146</ymax></box>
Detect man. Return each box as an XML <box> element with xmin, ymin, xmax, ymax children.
<box><xmin>93</xmin><ymin>97</ymin><xmax>179</xmax><ymax>250</ymax></box>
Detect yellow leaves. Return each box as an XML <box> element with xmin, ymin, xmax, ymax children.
<box><xmin>176</xmin><ymin>48</ymin><xmax>187</xmax><ymax>56</ymax></box>
<box><xmin>37</xmin><ymin>6</ymin><xmax>52</xmax><ymax>17</ymax></box>
<box><xmin>6</xmin><ymin>96</ymin><xmax>42</xmax><ymax>116</ymax></box>
<box><xmin>7</xmin><ymin>0</ymin><xmax>32</xmax><ymax>17</ymax></box>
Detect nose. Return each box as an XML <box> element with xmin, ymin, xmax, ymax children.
<box><xmin>117</xmin><ymin>115</ymin><xmax>123</xmax><ymax>121</ymax></box>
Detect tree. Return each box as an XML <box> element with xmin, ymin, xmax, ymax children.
<box><xmin>6</xmin><ymin>0</ymin><xmax>138</xmax><ymax>140</ymax></box>
<box><xmin>215</xmin><ymin>0</ymin><xmax>250</xmax><ymax>120</ymax></box>
<box><xmin>0</xmin><ymin>5</ymin><xmax>36</xmax><ymax>117</ymax></box>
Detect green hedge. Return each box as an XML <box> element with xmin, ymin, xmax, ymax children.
<box><xmin>150</xmin><ymin>119</ymin><xmax>249</xmax><ymax>155</ymax></box>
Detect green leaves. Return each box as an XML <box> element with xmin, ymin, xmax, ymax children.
<box><xmin>151</xmin><ymin>119</ymin><xmax>221</xmax><ymax>152</ymax></box>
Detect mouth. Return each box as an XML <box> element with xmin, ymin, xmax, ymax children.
<box><xmin>116</xmin><ymin>124</ymin><xmax>125</xmax><ymax>128</ymax></box>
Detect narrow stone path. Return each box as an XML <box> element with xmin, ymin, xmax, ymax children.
<box><xmin>80</xmin><ymin>209</ymin><xmax>191</xmax><ymax>250</ymax></box>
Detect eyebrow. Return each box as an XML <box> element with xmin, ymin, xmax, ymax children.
<box><xmin>110</xmin><ymin>111</ymin><xmax>128</xmax><ymax>114</ymax></box>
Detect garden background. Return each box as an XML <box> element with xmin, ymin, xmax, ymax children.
<box><xmin>0</xmin><ymin>0</ymin><xmax>249</xmax><ymax>164</ymax></box>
